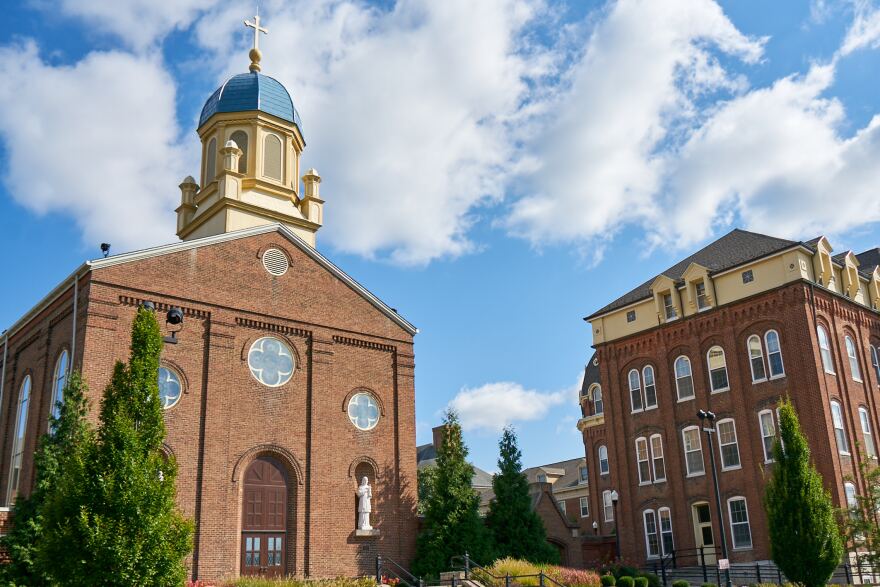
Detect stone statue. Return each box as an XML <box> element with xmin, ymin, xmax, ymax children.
<box><xmin>357</xmin><ymin>476</ymin><xmax>373</xmax><ymax>530</ymax></box>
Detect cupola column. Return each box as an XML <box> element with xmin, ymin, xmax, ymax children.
<box><xmin>301</xmin><ymin>168</ymin><xmax>324</xmax><ymax>226</ymax></box>
<box><xmin>176</xmin><ymin>176</ymin><xmax>199</xmax><ymax>234</ymax></box>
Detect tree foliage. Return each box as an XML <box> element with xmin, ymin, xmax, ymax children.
<box><xmin>38</xmin><ymin>306</ymin><xmax>193</xmax><ymax>586</ymax></box>
<box><xmin>764</xmin><ymin>397</ymin><xmax>843</xmax><ymax>587</ymax></box>
<box><xmin>486</xmin><ymin>427</ymin><xmax>559</xmax><ymax>564</ymax></box>
<box><xmin>842</xmin><ymin>450</ymin><xmax>880</xmax><ymax>571</ymax></box>
<box><xmin>413</xmin><ymin>410</ymin><xmax>494</xmax><ymax>577</ymax></box>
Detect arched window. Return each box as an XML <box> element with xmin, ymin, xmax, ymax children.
<box><xmin>758</xmin><ymin>409</ymin><xmax>777</xmax><ymax>463</ymax></box>
<box><xmin>859</xmin><ymin>407</ymin><xmax>876</xmax><ymax>459</ymax></box>
<box><xmin>831</xmin><ymin>400</ymin><xmax>850</xmax><ymax>454</ymax></box>
<box><xmin>628</xmin><ymin>369</ymin><xmax>643</xmax><ymax>412</ymax></box>
<box><xmin>707</xmin><ymin>346</ymin><xmax>729</xmax><ymax>392</ymax></box>
<box><xmin>263</xmin><ymin>134</ymin><xmax>283</xmax><ymax>181</ymax></box>
<box><xmin>591</xmin><ymin>385</ymin><xmax>604</xmax><ymax>416</ymax></box>
<box><xmin>650</xmin><ymin>434</ymin><xmax>666</xmax><ymax>482</ymax></box>
<box><xmin>845</xmin><ymin>482</ymin><xmax>858</xmax><ymax>511</ymax></box>
<box><xmin>674</xmin><ymin>356</ymin><xmax>694</xmax><ymax>401</ymax></box>
<box><xmin>747</xmin><ymin>335</ymin><xmax>766</xmax><ymax>382</ymax></box>
<box><xmin>602</xmin><ymin>490</ymin><xmax>614</xmax><ymax>522</ymax></box>
<box><xmin>727</xmin><ymin>497</ymin><xmax>753</xmax><ymax>549</ymax></box>
<box><xmin>765</xmin><ymin>330</ymin><xmax>784</xmax><ymax>378</ymax></box>
<box><xmin>7</xmin><ymin>375</ymin><xmax>32</xmax><ymax>504</ymax></box>
<box><xmin>817</xmin><ymin>325</ymin><xmax>835</xmax><ymax>374</ymax></box>
<box><xmin>658</xmin><ymin>507</ymin><xmax>674</xmax><ymax>555</ymax></box>
<box><xmin>642</xmin><ymin>365</ymin><xmax>657</xmax><ymax>409</ymax></box>
<box><xmin>845</xmin><ymin>336</ymin><xmax>862</xmax><ymax>382</ymax></box>
<box><xmin>716</xmin><ymin>418</ymin><xmax>741</xmax><ymax>470</ymax></box>
<box><xmin>50</xmin><ymin>350</ymin><xmax>69</xmax><ymax>423</ymax></box>
<box><xmin>598</xmin><ymin>445</ymin><xmax>609</xmax><ymax>475</ymax></box>
<box><xmin>871</xmin><ymin>345</ymin><xmax>880</xmax><ymax>385</ymax></box>
<box><xmin>636</xmin><ymin>437</ymin><xmax>650</xmax><ymax>484</ymax></box>
<box><xmin>682</xmin><ymin>426</ymin><xmax>704</xmax><ymax>476</ymax></box>
<box><xmin>205</xmin><ymin>137</ymin><xmax>217</xmax><ymax>183</ymax></box>
<box><xmin>230</xmin><ymin>130</ymin><xmax>249</xmax><ymax>174</ymax></box>
<box><xmin>643</xmin><ymin>509</ymin><xmax>660</xmax><ymax>558</ymax></box>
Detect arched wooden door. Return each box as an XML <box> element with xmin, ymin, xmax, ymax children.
<box><xmin>241</xmin><ymin>457</ymin><xmax>288</xmax><ymax>577</ymax></box>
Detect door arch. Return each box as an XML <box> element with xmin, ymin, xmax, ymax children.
<box><xmin>241</xmin><ymin>456</ymin><xmax>288</xmax><ymax>577</ymax></box>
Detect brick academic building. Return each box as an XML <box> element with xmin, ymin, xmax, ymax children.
<box><xmin>578</xmin><ymin>229</ymin><xmax>880</xmax><ymax>567</ymax></box>
<box><xmin>0</xmin><ymin>32</ymin><xmax>418</xmax><ymax>580</ymax></box>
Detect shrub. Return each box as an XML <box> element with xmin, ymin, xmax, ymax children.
<box><xmin>617</xmin><ymin>577</ymin><xmax>635</xmax><ymax>587</ymax></box>
<box><xmin>634</xmin><ymin>578</ymin><xmax>648</xmax><ymax>587</ymax></box>
<box><xmin>701</xmin><ymin>583</ymin><xmax>717</xmax><ymax>587</ymax></box>
<box><xmin>223</xmin><ymin>579</ymin><xmax>377</xmax><ymax>587</ymax></box>
<box><xmin>671</xmin><ymin>581</ymin><xmax>689</xmax><ymax>587</ymax></box>
<box><xmin>600</xmin><ymin>575</ymin><xmax>616</xmax><ymax>587</ymax></box>
<box><xmin>484</xmin><ymin>558</ymin><xmax>542</xmax><ymax>586</ymax></box>
<box><xmin>640</xmin><ymin>573</ymin><xmax>660</xmax><ymax>587</ymax></box>
<box><xmin>546</xmin><ymin>566</ymin><xmax>601</xmax><ymax>587</ymax></box>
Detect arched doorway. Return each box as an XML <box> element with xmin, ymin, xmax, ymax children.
<box><xmin>241</xmin><ymin>457</ymin><xmax>288</xmax><ymax>577</ymax></box>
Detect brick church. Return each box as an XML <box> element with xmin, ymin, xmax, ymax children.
<box><xmin>0</xmin><ymin>19</ymin><xmax>419</xmax><ymax>580</ymax></box>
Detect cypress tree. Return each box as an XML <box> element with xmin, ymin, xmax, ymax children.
<box><xmin>764</xmin><ymin>397</ymin><xmax>843</xmax><ymax>587</ymax></box>
<box><xmin>39</xmin><ymin>306</ymin><xmax>193</xmax><ymax>586</ymax></box>
<box><xmin>413</xmin><ymin>410</ymin><xmax>494</xmax><ymax>577</ymax></box>
<box><xmin>486</xmin><ymin>427</ymin><xmax>559</xmax><ymax>564</ymax></box>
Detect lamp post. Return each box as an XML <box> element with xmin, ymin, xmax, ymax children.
<box><xmin>610</xmin><ymin>489</ymin><xmax>620</xmax><ymax>560</ymax></box>
<box><xmin>592</xmin><ymin>521</ymin><xmax>599</xmax><ymax>536</ymax></box>
<box><xmin>698</xmin><ymin>410</ymin><xmax>732</xmax><ymax>587</ymax></box>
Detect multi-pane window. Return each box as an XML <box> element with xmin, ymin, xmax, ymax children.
<box><xmin>629</xmin><ymin>369</ymin><xmax>643</xmax><ymax>412</ymax></box>
<box><xmin>627</xmin><ymin>310</ymin><xmax>636</xmax><ymax>323</ymax></box>
<box><xmin>747</xmin><ymin>335</ymin><xmax>767</xmax><ymax>382</ymax></box>
<box><xmin>579</xmin><ymin>466</ymin><xmax>589</xmax><ymax>484</ymax></box>
<box><xmin>650</xmin><ymin>434</ymin><xmax>666</xmax><ymax>482</ymax></box>
<box><xmin>636</xmin><ymin>437</ymin><xmax>651</xmax><ymax>484</ymax></box>
<box><xmin>674</xmin><ymin>356</ymin><xmax>695</xmax><ymax>401</ymax></box>
<box><xmin>818</xmin><ymin>325</ymin><xmax>835</xmax><ymax>374</ymax></box>
<box><xmin>846</xmin><ymin>336</ymin><xmax>862</xmax><ymax>382</ymax></box>
<box><xmin>603</xmin><ymin>490</ymin><xmax>614</xmax><ymax>522</ymax></box>
<box><xmin>871</xmin><ymin>345</ymin><xmax>880</xmax><ymax>385</ymax></box>
<box><xmin>537</xmin><ymin>474</ymin><xmax>547</xmax><ymax>483</ymax></box>
<box><xmin>682</xmin><ymin>426</ymin><xmax>705</xmax><ymax>476</ymax></box>
<box><xmin>267</xmin><ymin>536</ymin><xmax>282</xmax><ymax>567</ymax></box>
<box><xmin>759</xmin><ymin>410</ymin><xmax>777</xmax><ymax>463</ymax></box>
<box><xmin>8</xmin><ymin>375</ymin><xmax>32</xmax><ymax>504</ymax></box>
<box><xmin>717</xmin><ymin>419</ymin><xmax>741</xmax><ymax>470</ymax></box>
<box><xmin>707</xmin><ymin>346</ymin><xmax>729</xmax><ymax>392</ymax></box>
<box><xmin>643</xmin><ymin>510</ymin><xmax>660</xmax><ymax>558</ymax></box>
<box><xmin>50</xmin><ymin>350</ymin><xmax>69</xmax><ymax>423</ymax></box>
<box><xmin>663</xmin><ymin>293</ymin><xmax>676</xmax><ymax>320</ymax></box>
<box><xmin>859</xmin><ymin>407</ymin><xmax>876</xmax><ymax>459</ymax></box>
<box><xmin>593</xmin><ymin>386</ymin><xmax>604</xmax><ymax>416</ymax></box>
<box><xmin>559</xmin><ymin>500</ymin><xmax>567</xmax><ymax>514</ymax></box>
<box><xmin>580</xmin><ymin>496</ymin><xmax>589</xmax><ymax>517</ymax></box>
<box><xmin>845</xmin><ymin>482</ymin><xmax>858</xmax><ymax>511</ymax></box>
<box><xmin>598</xmin><ymin>445</ymin><xmax>609</xmax><ymax>475</ymax></box>
<box><xmin>643</xmin><ymin>366</ymin><xmax>657</xmax><ymax>409</ymax></box>
<box><xmin>831</xmin><ymin>400</ymin><xmax>850</xmax><ymax>454</ymax></box>
<box><xmin>728</xmin><ymin>497</ymin><xmax>753</xmax><ymax>549</ymax></box>
<box><xmin>765</xmin><ymin>330</ymin><xmax>784</xmax><ymax>378</ymax></box>
<box><xmin>742</xmin><ymin>270</ymin><xmax>754</xmax><ymax>284</ymax></box>
<box><xmin>695</xmin><ymin>281</ymin><xmax>710</xmax><ymax>310</ymax></box>
<box><xmin>659</xmin><ymin>508</ymin><xmax>674</xmax><ymax>555</ymax></box>
<box><xmin>244</xmin><ymin>536</ymin><xmax>260</xmax><ymax>568</ymax></box>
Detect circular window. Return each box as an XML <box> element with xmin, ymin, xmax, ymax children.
<box><xmin>262</xmin><ymin>248</ymin><xmax>289</xmax><ymax>276</ymax></box>
<box><xmin>348</xmin><ymin>392</ymin><xmax>380</xmax><ymax>431</ymax></box>
<box><xmin>248</xmin><ymin>337</ymin><xmax>295</xmax><ymax>387</ymax></box>
<box><xmin>158</xmin><ymin>367</ymin><xmax>183</xmax><ymax>409</ymax></box>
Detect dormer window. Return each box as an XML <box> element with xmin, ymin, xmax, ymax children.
<box><xmin>537</xmin><ymin>474</ymin><xmax>547</xmax><ymax>483</ymax></box>
<box><xmin>695</xmin><ymin>282</ymin><xmax>709</xmax><ymax>310</ymax></box>
<box><xmin>663</xmin><ymin>294</ymin><xmax>676</xmax><ymax>320</ymax></box>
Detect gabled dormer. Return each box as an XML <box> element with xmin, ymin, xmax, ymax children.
<box><xmin>681</xmin><ymin>262</ymin><xmax>715</xmax><ymax>314</ymax></box>
<box><xmin>650</xmin><ymin>274</ymin><xmax>681</xmax><ymax>323</ymax></box>
<box><xmin>840</xmin><ymin>251</ymin><xmax>861</xmax><ymax>299</ymax></box>
<box><xmin>812</xmin><ymin>236</ymin><xmax>834</xmax><ymax>288</ymax></box>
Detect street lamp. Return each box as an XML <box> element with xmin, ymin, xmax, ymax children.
<box><xmin>592</xmin><ymin>521</ymin><xmax>599</xmax><ymax>535</ymax></box>
<box><xmin>698</xmin><ymin>410</ymin><xmax>732</xmax><ymax>587</ymax></box>
<box><xmin>610</xmin><ymin>489</ymin><xmax>620</xmax><ymax>560</ymax></box>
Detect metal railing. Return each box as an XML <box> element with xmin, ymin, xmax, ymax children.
<box><xmin>377</xmin><ymin>554</ymin><xmax>424</xmax><ymax>587</ymax></box>
<box><xmin>450</xmin><ymin>553</ymin><xmax>569</xmax><ymax>587</ymax></box>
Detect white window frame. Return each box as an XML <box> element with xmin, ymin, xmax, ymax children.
<box><xmin>674</xmin><ymin>355</ymin><xmax>695</xmax><ymax>402</ymax></box>
<box><xmin>765</xmin><ymin>330</ymin><xmax>785</xmax><ymax>379</ymax></box>
<box><xmin>707</xmin><ymin>346</ymin><xmax>730</xmax><ymax>393</ymax></box>
<box><xmin>716</xmin><ymin>418</ymin><xmax>742</xmax><ymax>471</ymax></box>
<box><xmin>871</xmin><ymin>345</ymin><xmax>880</xmax><ymax>386</ymax></box>
<box><xmin>727</xmin><ymin>497</ymin><xmax>753</xmax><ymax>550</ymax></box>
<box><xmin>643</xmin><ymin>509</ymin><xmax>660</xmax><ymax>559</ymax></box>
<box><xmin>579</xmin><ymin>466</ymin><xmax>589</xmax><ymax>484</ymax></box>
<box><xmin>831</xmin><ymin>400</ymin><xmax>850</xmax><ymax>455</ymax></box>
<box><xmin>663</xmin><ymin>293</ymin><xmax>677</xmax><ymax>320</ymax></box>
<box><xmin>7</xmin><ymin>375</ymin><xmax>32</xmax><ymax>505</ymax></box>
<box><xmin>603</xmin><ymin>490</ymin><xmax>614</xmax><ymax>522</ymax></box>
<box><xmin>559</xmin><ymin>499</ymin><xmax>567</xmax><ymax>514</ymax></box>
<box><xmin>629</xmin><ymin>369</ymin><xmax>643</xmax><ymax>413</ymax></box>
<box><xmin>682</xmin><ymin>426</ymin><xmax>705</xmax><ymax>477</ymax></box>
<box><xmin>49</xmin><ymin>349</ymin><xmax>69</xmax><ymax>424</ymax></box>
<box><xmin>859</xmin><ymin>407</ymin><xmax>876</xmax><ymax>459</ymax></box>
<box><xmin>759</xmin><ymin>409</ymin><xmax>776</xmax><ymax>463</ymax></box>
<box><xmin>845</xmin><ymin>482</ymin><xmax>858</xmax><ymax>511</ymax></box>
<box><xmin>659</xmin><ymin>507</ymin><xmax>674</xmax><ymax>556</ymax></box>
<box><xmin>695</xmin><ymin>281</ymin><xmax>710</xmax><ymax>311</ymax></box>
<box><xmin>643</xmin><ymin>365</ymin><xmax>657</xmax><ymax>410</ymax></box>
<box><xmin>636</xmin><ymin>437</ymin><xmax>651</xmax><ymax>485</ymax></box>
<box><xmin>650</xmin><ymin>433</ymin><xmax>666</xmax><ymax>482</ymax></box>
<box><xmin>818</xmin><ymin>325</ymin><xmax>835</xmax><ymax>374</ymax></box>
<box><xmin>593</xmin><ymin>385</ymin><xmax>604</xmax><ymax>416</ymax></box>
<box><xmin>580</xmin><ymin>496</ymin><xmax>589</xmax><ymax>518</ymax></box>
<box><xmin>747</xmin><ymin>335</ymin><xmax>767</xmax><ymax>383</ymax></box>
<box><xmin>598</xmin><ymin>445</ymin><xmax>609</xmax><ymax>476</ymax></box>
<box><xmin>846</xmin><ymin>336</ymin><xmax>863</xmax><ymax>382</ymax></box>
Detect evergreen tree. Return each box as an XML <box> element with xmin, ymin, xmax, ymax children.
<box><xmin>764</xmin><ymin>397</ymin><xmax>843</xmax><ymax>587</ymax></box>
<box><xmin>842</xmin><ymin>452</ymin><xmax>880</xmax><ymax>571</ymax></box>
<box><xmin>413</xmin><ymin>410</ymin><xmax>494</xmax><ymax>577</ymax></box>
<box><xmin>486</xmin><ymin>427</ymin><xmax>559</xmax><ymax>564</ymax></box>
<box><xmin>0</xmin><ymin>371</ymin><xmax>92</xmax><ymax>586</ymax></box>
<box><xmin>39</xmin><ymin>306</ymin><xmax>193</xmax><ymax>586</ymax></box>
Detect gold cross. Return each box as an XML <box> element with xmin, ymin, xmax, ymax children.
<box><xmin>244</xmin><ymin>15</ymin><xmax>268</xmax><ymax>52</ymax></box>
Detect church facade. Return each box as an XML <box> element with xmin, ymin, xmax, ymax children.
<box><xmin>0</xmin><ymin>24</ymin><xmax>418</xmax><ymax>580</ymax></box>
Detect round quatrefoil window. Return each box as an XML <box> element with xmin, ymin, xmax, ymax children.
<box><xmin>262</xmin><ymin>248</ymin><xmax>289</xmax><ymax>276</ymax></box>
<box><xmin>248</xmin><ymin>337</ymin><xmax>295</xmax><ymax>387</ymax></box>
<box><xmin>158</xmin><ymin>367</ymin><xmax>183</xmax><ymax>409</ymax></box>
<box><xmin>348</xmin><ymin>392</ymin><xmax>380</xmax><ymax>431</ymax></box>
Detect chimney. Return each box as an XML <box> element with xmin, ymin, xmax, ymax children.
<box><xmin>432</xmin><ymin>425</ymin><xmax>447</xmax><ymax>452</ymax></box>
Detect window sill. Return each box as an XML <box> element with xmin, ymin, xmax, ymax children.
<box><xmin>677</xmin><ymin>396</ymin><xmax>695</xmax><ymax>403</ymax></box>
<box><xmin>686</xmin><ymin>472</ymin><xmax>706</xmax><ymax>478</ymax></box>
<box><xmin>697</xmin><ymin>306</ymin><xmax>711</xmax><ymax>313</ymax></box>
<box><xmin>769</xmin><ymin>373</ymin><xmax>786</xmax><ymax>381</ymax></box>
<box><xmin>839</xmin><ymin>451</ymin><xmax>852</xmax><ymax>456</ymax></box>
<box><xmin>751</xmin><ymin>378</ymin><xmax>767</xmax><ymax>385</ymax></box>
<box><xmin>654</xmin><ymin>478</ymin><xmax>667</xmax><ymax>484</ymax></box>
<box><xmin>763</xmin><ymin>458</ymin><xmax>775</xmax><ymax>464</ymax></box>
<box><xmin>721</xmin><ymin>465</ymin><xmax>742</xmax><ymax>472</ymax></box>
<box><xmin>639</xmin><ymin>481</ymin><xmax>652</xmax><ymax>486</ymax></box>
<box><xmin>710</xmin><ymin>388</ymin><xmax>730</xmax><ymax>394</ymax></box>
<box><xmin>644</xmin><ymin>405</ymin><xmax>659</xmax><ymax>412</ymax></box>
<box><xmin>665</xmin><ymin>316</ymin><xmax>679</xmax><ymax>323</ymax></box>
<box><xmin>825</xmin><ymin>369</ymin><xmax>837</xmax><ymax>376</ymax></box>
<box><xmin>732</xmin><ymin>546</ymin><xmax>753</xmax><ymax>552</ymax></box>
<box><xmin>631</xmin><ymin>408</ymin><xmax>644</xmax><ymax>414</ymax></box>
<box><xmin>853</xmin><ymin>378</ymin><xmax>864</xmax><ymax>383</ymax></box>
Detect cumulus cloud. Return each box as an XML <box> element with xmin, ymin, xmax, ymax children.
<box><xmin>449</xmin><ymin>381</ymin><xmax>577</xmax><ymax>433</ymax></box>
<box><xmin>0</xmin><ymin>42</ymin><xmax>187</xmax><ymax>250</ymax></box>
<box><xmin>841</xmin><ymin>0</ymin><xmax>880</xmax><ymax>54</ymax></box>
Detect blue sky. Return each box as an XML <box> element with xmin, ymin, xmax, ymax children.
<box><xmin>1</xmin><ymin>0</ymin><xmax>879</xmax><ymax>473</ymax></box>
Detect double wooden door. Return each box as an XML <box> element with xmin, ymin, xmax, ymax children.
<box><xmin>241</xmin><ymin>457</ymin><xmax>288</xmax><ymax>577</ymax></box>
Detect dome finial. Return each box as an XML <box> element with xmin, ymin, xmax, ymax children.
<box><xmin>244</xmin><ymin>13</ymin><xmax>268</xmax><ymax>73</ymax></box>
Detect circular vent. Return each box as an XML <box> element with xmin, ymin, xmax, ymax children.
<box><xmin>262</xmin><ymin>248</ymin><xmax>289</xmax><ymax>276</ymax></box>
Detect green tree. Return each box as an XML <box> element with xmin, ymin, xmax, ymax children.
<box><xmin>486</xmin><ymin>427</ymin><xmax>559</xmax><ymax>564</ymax></box>
<box><xmin>764</xmin><ymin>397</ymin><xmax>843</xmax><ymax>587</ymax></box>
<box><xmin>0</xmin><ymin>371</ymin><xmax>92</xmax><ymax>586</ymax></box>
<box><xmin>39</xmin><ymin>306</ymin><xmax>193</xmax><ymax>586</ymax></box>
<box><xmin>842</xmin><ymin>452</ymin><xmax>880</xmax><ymax>571</ymax></box>
<box><xmin>413</xmin><ymin>410</ymin><xmax>494</xmax><ymax>577</ymax></box>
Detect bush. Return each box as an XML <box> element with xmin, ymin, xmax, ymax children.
<box><xmin>600</xmin><ymin>576</ymin><xmax>617</xmax><ymax>587</ymax></box>
<box><xmin>671</xmin><ymin>581</ymin><xmax>689</xmax><ymax>587</ymax></box>
<box><xmin>484</xmin><ymin>558</ymin><xmax>542</xmax><ymax>586</ymax></box>
<box><xmin>546</xmin><ymin>566</ymin><xmax>601</xmax><ymax>587</ymax></box>
<box><xmin>701</xmin><ymin>583</ymin><xmax>717</xmax><ymax>587</ymax></box>
<box><xmin>640</xmin><ymin>573</ymin><xmax>660</xmax><ymax>587</ymax></box>
<box><xmin>223</xmin><ymin>579</ymin><xmax>377</xmax><ymax>587</ymax></box>
<box><xmin>617</xmin><ymin>577</ymin><xmax>635</xmax><ymax>587</ymax></box>
<box><xmin>634</xmin><ymin>578</ymin><xmax>648</xmax><ymax>587</ymax></box>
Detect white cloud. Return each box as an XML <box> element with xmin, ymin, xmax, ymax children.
<box><xmin>449</xmin><ymin>381</ymin><xmax>576</xmax><ymax>433</ymax></box>
<box><xmin>196</xmin><ymin>0</ymin><xmax>554</xmax><ymax>265</ymax></box>
<box><xmin>841</xmin><ymin>0</ymin><xmax>880</xmax><ymax>54</ymax></box>
<box><xmin>0</xmin><ymin>42</ymin><xmax>188</xmax><ymax>250</ymax></box>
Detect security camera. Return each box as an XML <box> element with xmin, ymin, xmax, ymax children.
<box><xmin>166</xmin><ymin>307</ymin><xmax>184</xmax><ymax>326</ymax></box>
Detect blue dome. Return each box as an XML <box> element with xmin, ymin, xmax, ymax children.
<box><xmin>199</xmin><ymin>72</ymin><xmax>303</xmax><ymax>134</ymax></box>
